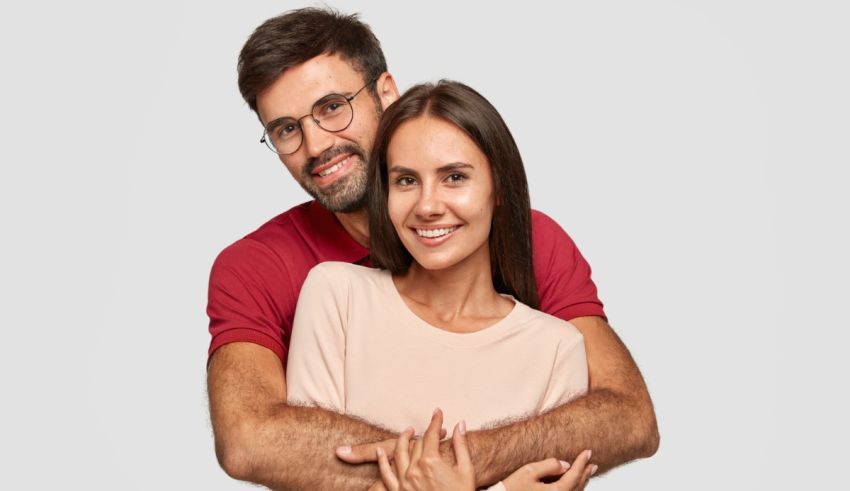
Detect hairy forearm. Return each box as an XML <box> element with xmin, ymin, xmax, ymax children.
<box><xmin>208</xmin><ymin>344</ymin><xmax>392</xmax><ymax>490</ymax></box>
<box><xmin>217</xmin><ymin>402</ymin><xmax>391</xmax><ymax>490</ymax></box>
<box><xmin>464</xmin><ymin>387</ymin><xmax>658</xmax><ymax>486</ymax></box>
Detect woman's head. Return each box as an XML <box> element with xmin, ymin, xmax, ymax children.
<box><xmin>367</xmin><ymin>80</ymin><xmax>538</xmax><ymax>308</ymax></box>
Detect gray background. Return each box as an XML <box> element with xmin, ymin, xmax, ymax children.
<box><xmin>1</xmin><ymin>0</ymin><xmax>848</xmax><ymax>489</ymax></box>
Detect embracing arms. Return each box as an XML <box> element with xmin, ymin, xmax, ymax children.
<box><xmin>343</xmin><ymin>315</ymin><xmax>659</xmax><ymax>487</ymax></box>
<box><xmin>207</xmin><ymin>342</ymin><xmax>391</xmax><ymax>490</ymax></box>
<box><xmin>464</xmin><ymin>315</ymin><xmax>659</xmax><ymax>483</ymax></box>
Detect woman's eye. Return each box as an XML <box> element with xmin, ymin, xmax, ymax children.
<box><xmin>446</xmin><ymin>173</ymin><xmax>466</xmax><ymax>182</ymax></box>
<box><xmin>395</xmin><ymin>176</ymin><xmax>416</xmax><ymax>186</ymax></box>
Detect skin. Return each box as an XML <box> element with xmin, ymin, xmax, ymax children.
<box><xmin>376</xmin><ymin>411</ymin><xmax>596</xmax><ymax>491</ymax></box>
<box><xmin>386</xmin><ymin>115</ymin><xmax>513</xmax><ymax>334</ymax></box>
<box><xmin>208</xmin><ymin>53</ymin><xmax>659</xmax><ymax>490</ymax></box>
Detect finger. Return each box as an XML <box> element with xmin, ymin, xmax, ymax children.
<box><xmin>367</xmin><ymin>481</ymin><xmax>389</xmax><ymax>491</ymax></box>
<box><xmin>377</xmin><ymin>447</ymin><xmax>399</xmax><ymax>491</ymax></box>
<box><xmin>422</xmin><ymin>408</ymin><xmax>444</xmax><ymax>456</ymax></box>
<box><xmin>521</xmin><ymin>457</ymin><xmax>569</xmax><ymax>480</ymax></box>
<box><xmin>410</xmin><ymin>430</ymin><xmax>425</xmax><ymax>465</ymax></box>
<box><xmin>554</xmin><ymin>450</ymin><xmax>591</xmax><ymax>490</ymax></box>
<box><xmin>395</xmin><ymin>427</ymin><xmax>414</xmax><ymax>474</ymax></box>
<box><xmin>451</xmin><ymin>420</ymin><xmax>473</xmax><ymax>473</ymax></box>
<box><xmin>337</xmin><ymin>438</ymin><xmax>397</xmax><ymax>464</ymax></box>
<box><xmin>575</xmin><ymin>464</ymin><xmax>596</xmax><ymax>491</ymax></box>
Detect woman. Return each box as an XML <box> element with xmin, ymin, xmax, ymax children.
<box><xmin>286</xmin><ymin>81</ymin><xmax>594</xmax><ymax>490</ymax></box>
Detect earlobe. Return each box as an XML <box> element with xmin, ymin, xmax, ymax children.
<box><xmin>377</xmin><ymin>72</ymin><xmax>400</xmax><ymax>110</ymax></box>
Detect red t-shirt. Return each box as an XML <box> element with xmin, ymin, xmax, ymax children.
<box><xmin>207</xmin><ymin>200</ymin><xmax>605</xmax><ymax>365</ymax></box>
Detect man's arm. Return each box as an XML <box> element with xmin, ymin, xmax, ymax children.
<box><xmin>208</xmin><ymin>342</ymin><xmax>393</xmax><ymax>490</ymax></box>
<box><xmin>343</xmin><ymin>316</ymin><xmax>658</xmax><ymax>487</ymax></box>
<box><xmin>463</xmin><ymin>315</ymin><xmax>659</xmax><ymax>485</ymax></box>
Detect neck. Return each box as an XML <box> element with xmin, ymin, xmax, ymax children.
<box><xmin>394</xmin><ymin>247</ymin><xmax>505</xmax><ymax>322</ymax></box>
<box><xmin>334</xmin><ymin>208</ymin><xmax>370</xmax><ymax>247</ymax></box>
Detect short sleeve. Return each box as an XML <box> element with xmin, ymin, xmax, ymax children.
<box><xmin>285</xmin><ymin>263</ymin><xmax>350</xmax><ymax>411</ymax></box>
<box><xmin>542</xmin><ymin>330</ymin><xmax>589</xmax><ymax>411</ymax></box>
<box><xmin>207</xmin><ymin>238</ymin><xmax>296</xmax><ymax>364</ymax></box>
<box><xmin>531</xmin><ymin>210</ymin><xmax>606</xmax><ymax>322</ymax></box>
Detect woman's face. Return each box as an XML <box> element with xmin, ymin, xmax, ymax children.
<box><xmin>386</xmin><ymin>116</ymin><xmax>495</xmax><ymax>272</ymax></box>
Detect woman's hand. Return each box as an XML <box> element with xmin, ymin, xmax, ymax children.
<box><xmin>501</xmin><ymin>450</ymin><xmax>597</xmax><ymax>491</ymax></box>
<box><xmin>377</xmin><ymin>409</ymin><xmax>475</xmax><ymax>491</ymax></box>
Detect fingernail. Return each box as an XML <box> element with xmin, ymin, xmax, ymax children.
<box><xmin>376</xmin><ymin>447</ymin><xmax>385</xmax><ymax>458</ymax></box>
<box><xmin>337</xmin><ymin>446</ymin><xmax>351</xmax><ymax>455</ymax></box>
<box><xmin>434</xmin><ymin>407</ymin><xmax>441</xmax><ymax>416</ymax></box>
<box><xmin>586</xmin><ymin>449</ymin><xmax>592</xmax><ymax>460</ymax></box>
<box><xmin>459</xmin><ymin>419</ymin><xmax>467</xmax><ymax>435</ymax></box>
<box><xmin>559</xmin><ymin>460</ymin><xmax>571</xmax><ymax>471</ymax></box>
<box><xmin>590</xmin><ymin>464</ymin><xmax>598</xmax><ymax>476</ymax></box>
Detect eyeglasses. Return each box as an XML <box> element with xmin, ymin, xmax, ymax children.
<box><xmin>260</xmin><ymin>78</ymin><xmax>377</xmax><ymax>155</ymax></box>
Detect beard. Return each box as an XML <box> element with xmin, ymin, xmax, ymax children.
<box><xmin>299</xmin><ymin>143</ymin><xmax>369</xmax><ymax>213</ymax></box>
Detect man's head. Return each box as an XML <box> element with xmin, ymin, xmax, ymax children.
<box><xmin>238</xmin><ymin>7</ymin><xmax>399</xmax><ymax>212</ymax></box>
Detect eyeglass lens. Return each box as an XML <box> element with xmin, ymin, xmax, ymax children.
<box><xmin>264</xmin><ymin>94</ymin><xmax>354</xmax><ymax>155</ymax></box>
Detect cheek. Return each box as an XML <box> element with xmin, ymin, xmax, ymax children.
<box><xmin>280</xmin><ymin>156</ymin><xmax>304</xmax><ymax>179</ymax></box>
<box><xmin>387</xmin><ymin>191</ymin><xmax>407</xmax><ymax>230</ymax></box>
<box><xmin>455</xmin><ymin>187</ymin><xmax>495</xmax><ymax>223</ymax></box>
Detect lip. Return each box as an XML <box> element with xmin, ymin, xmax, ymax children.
<box><xmin>408</xmin><ymin>224</ymin><xmax>462</xmax><ymax>246</ymax></box>
<box><xmin>311</xmin><ymin>152</ymin><xmax>353</xmax><ymax>176</ymax></box>
<box><xmin>311</xmin><ymin>153</ymin><xmax>357</xmax><ymax>186</ymax></box>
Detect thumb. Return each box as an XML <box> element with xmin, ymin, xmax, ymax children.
<box><xmin>337</xmin><ymin>438</ymin><xmax>397</xmax><ymax>464</ymax></box>
<box><xmin>522</xmin><ymin>458</ymin><xmax>570</xmax><ymax>480</ymax></box>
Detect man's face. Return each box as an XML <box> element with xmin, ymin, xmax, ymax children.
<box><xmin>256</xmin><ymin>54</ymin><xmax>387</xmax><ymax>212</ymax></box>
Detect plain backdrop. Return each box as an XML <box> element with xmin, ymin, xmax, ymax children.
<box><xmin>1</xmin><ymin>1</ymin><xmax>848</xmax><ymax>489</ymax></box>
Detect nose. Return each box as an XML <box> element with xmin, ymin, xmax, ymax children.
<box><xmin>301</xmin><ymin>117</ymin><xmax>334</xmax><ymax>158</ymax></box>
<box><xmin>414</xmin><ymin>182</ymin><xmax>446</xmax><ymax>219</ymax></box>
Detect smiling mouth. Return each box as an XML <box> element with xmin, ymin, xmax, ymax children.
<box><xmin>315</xmin><ymin>155</ymin><xmax>353</xmax><ymax>177</ymax></box>
<box><xmin>414</xmin><ymin>226</ymin><xmax>459</xmax><ymax>238</ymax></box>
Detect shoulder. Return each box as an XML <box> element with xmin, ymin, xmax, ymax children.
<box><xmin>515</xmin><ymin>302</ymin><xmax>585</xmax><ymax>345</ymax></box>
<box><xmin>530</xmin><ymin>209</ymin><xmax>579</xmax><ymax>249</ymax></box>
<box><xmin>211</xmin><ymin>201</ymin><xmax>315</xmax><ymax>276</ymax></box>
<box><xmin>305</xmin><ymin>262</ymin><xmax>387</xmax><ymax>290</ymax></box>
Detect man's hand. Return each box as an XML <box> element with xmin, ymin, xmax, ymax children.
<box><xmin>337</xmin><ymin>428</ymin><xmax>448</xmax><ymax>464</ymax></box>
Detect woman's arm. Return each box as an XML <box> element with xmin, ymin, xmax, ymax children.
<box><xmin>286</xmin><ymin>264</ymin><xmax>349</xmax><ymax>410</ymax></box>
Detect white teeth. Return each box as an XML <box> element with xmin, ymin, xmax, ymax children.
<box><xmin>415</xmin><ymin>226</ymin><xmax>457</xmax><ymax>238</ymax></box>
<box><xmin>318</xmin><ymin>157</ymin><xmax>349</xmax><ymax>177</ymax></box>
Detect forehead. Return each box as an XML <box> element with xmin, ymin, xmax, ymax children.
<box><xmin>387</xmin><ymin>116</ymin><xmax>488</xmax><ymax>170</ymax></box>
<box><xmin>255</xmin><ymin>53</ymin><xmax>364</xmax><ymax>125</ymax></box>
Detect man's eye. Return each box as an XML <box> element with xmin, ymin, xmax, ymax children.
<box><xmin>275</xmin><ymin>123</ymin><xmax>299</xmax><ymax>139</ymax></box>
<box><xmin>319</xmin><ymin>100</ymin><xmax>345</xmax><ymax>115</ymax></box>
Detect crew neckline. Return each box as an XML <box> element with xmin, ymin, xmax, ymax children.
<box><xmin>380</xmin><ymin>270</ymin><xmax>526</xmax><ymax>348</ymax></box>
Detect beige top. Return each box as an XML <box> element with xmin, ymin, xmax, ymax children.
<box><xmin>286</xmin><ymin>262</ymin><xmax>588</xmax><ymax>434</ymax></box>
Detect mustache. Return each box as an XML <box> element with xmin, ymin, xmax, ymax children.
<box><xmin>304</xmin><ymin>144</ymin><xmax>366</xmax><ymax>175</ymax></box>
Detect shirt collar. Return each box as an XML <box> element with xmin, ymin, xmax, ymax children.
<box><xmin>305</xmin><ymin>200</ymin><xmax>371</xmax><ymax>264</ymax></box>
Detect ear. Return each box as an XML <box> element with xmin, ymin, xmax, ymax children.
<box><xmin>375</xmin><ymin>72</ymin><xmax>400</xmax><ymax>110</ymax></box>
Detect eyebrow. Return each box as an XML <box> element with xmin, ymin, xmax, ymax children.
<box><xmin>388</xmin><ymin>162</ymin><xmax>475</xmax><ymax>174</ymax></box>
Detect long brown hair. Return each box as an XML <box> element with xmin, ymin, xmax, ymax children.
<box><xmin>367</xmin><ymin>80</ymin><xmax>538</xmax><ymax>308</ymax></box>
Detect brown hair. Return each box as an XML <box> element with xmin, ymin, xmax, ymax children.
<box><xmin>238</xmin><ymin>7</ymin><xmax>387</xmax><ymax>114</ymax></box>
<box><xmin>367</xmin><ymin>81</ymin><xmax>539</xmax><ymax>308</ymax></box>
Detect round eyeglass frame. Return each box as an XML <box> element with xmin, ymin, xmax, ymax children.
<box><xmin>260</xmin><ymin>78</ymin><xmax>377</xmax><ymax>155</ymax></box>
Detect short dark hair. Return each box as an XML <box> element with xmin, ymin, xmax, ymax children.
<box><xmin>238</xmin><ymin>7</ymin><xmax>387</xmax><ymax>114</ymax></box>
<box><xmin>367</xmin><ymin>81</ymin><xmax>539</xmax><ymax>308</ymax></box>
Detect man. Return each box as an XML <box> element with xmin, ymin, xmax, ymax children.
<box><xmin>207</xmin><ymin>7</ymin><xmax>658</xmax><ymax>490</ymax></box>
